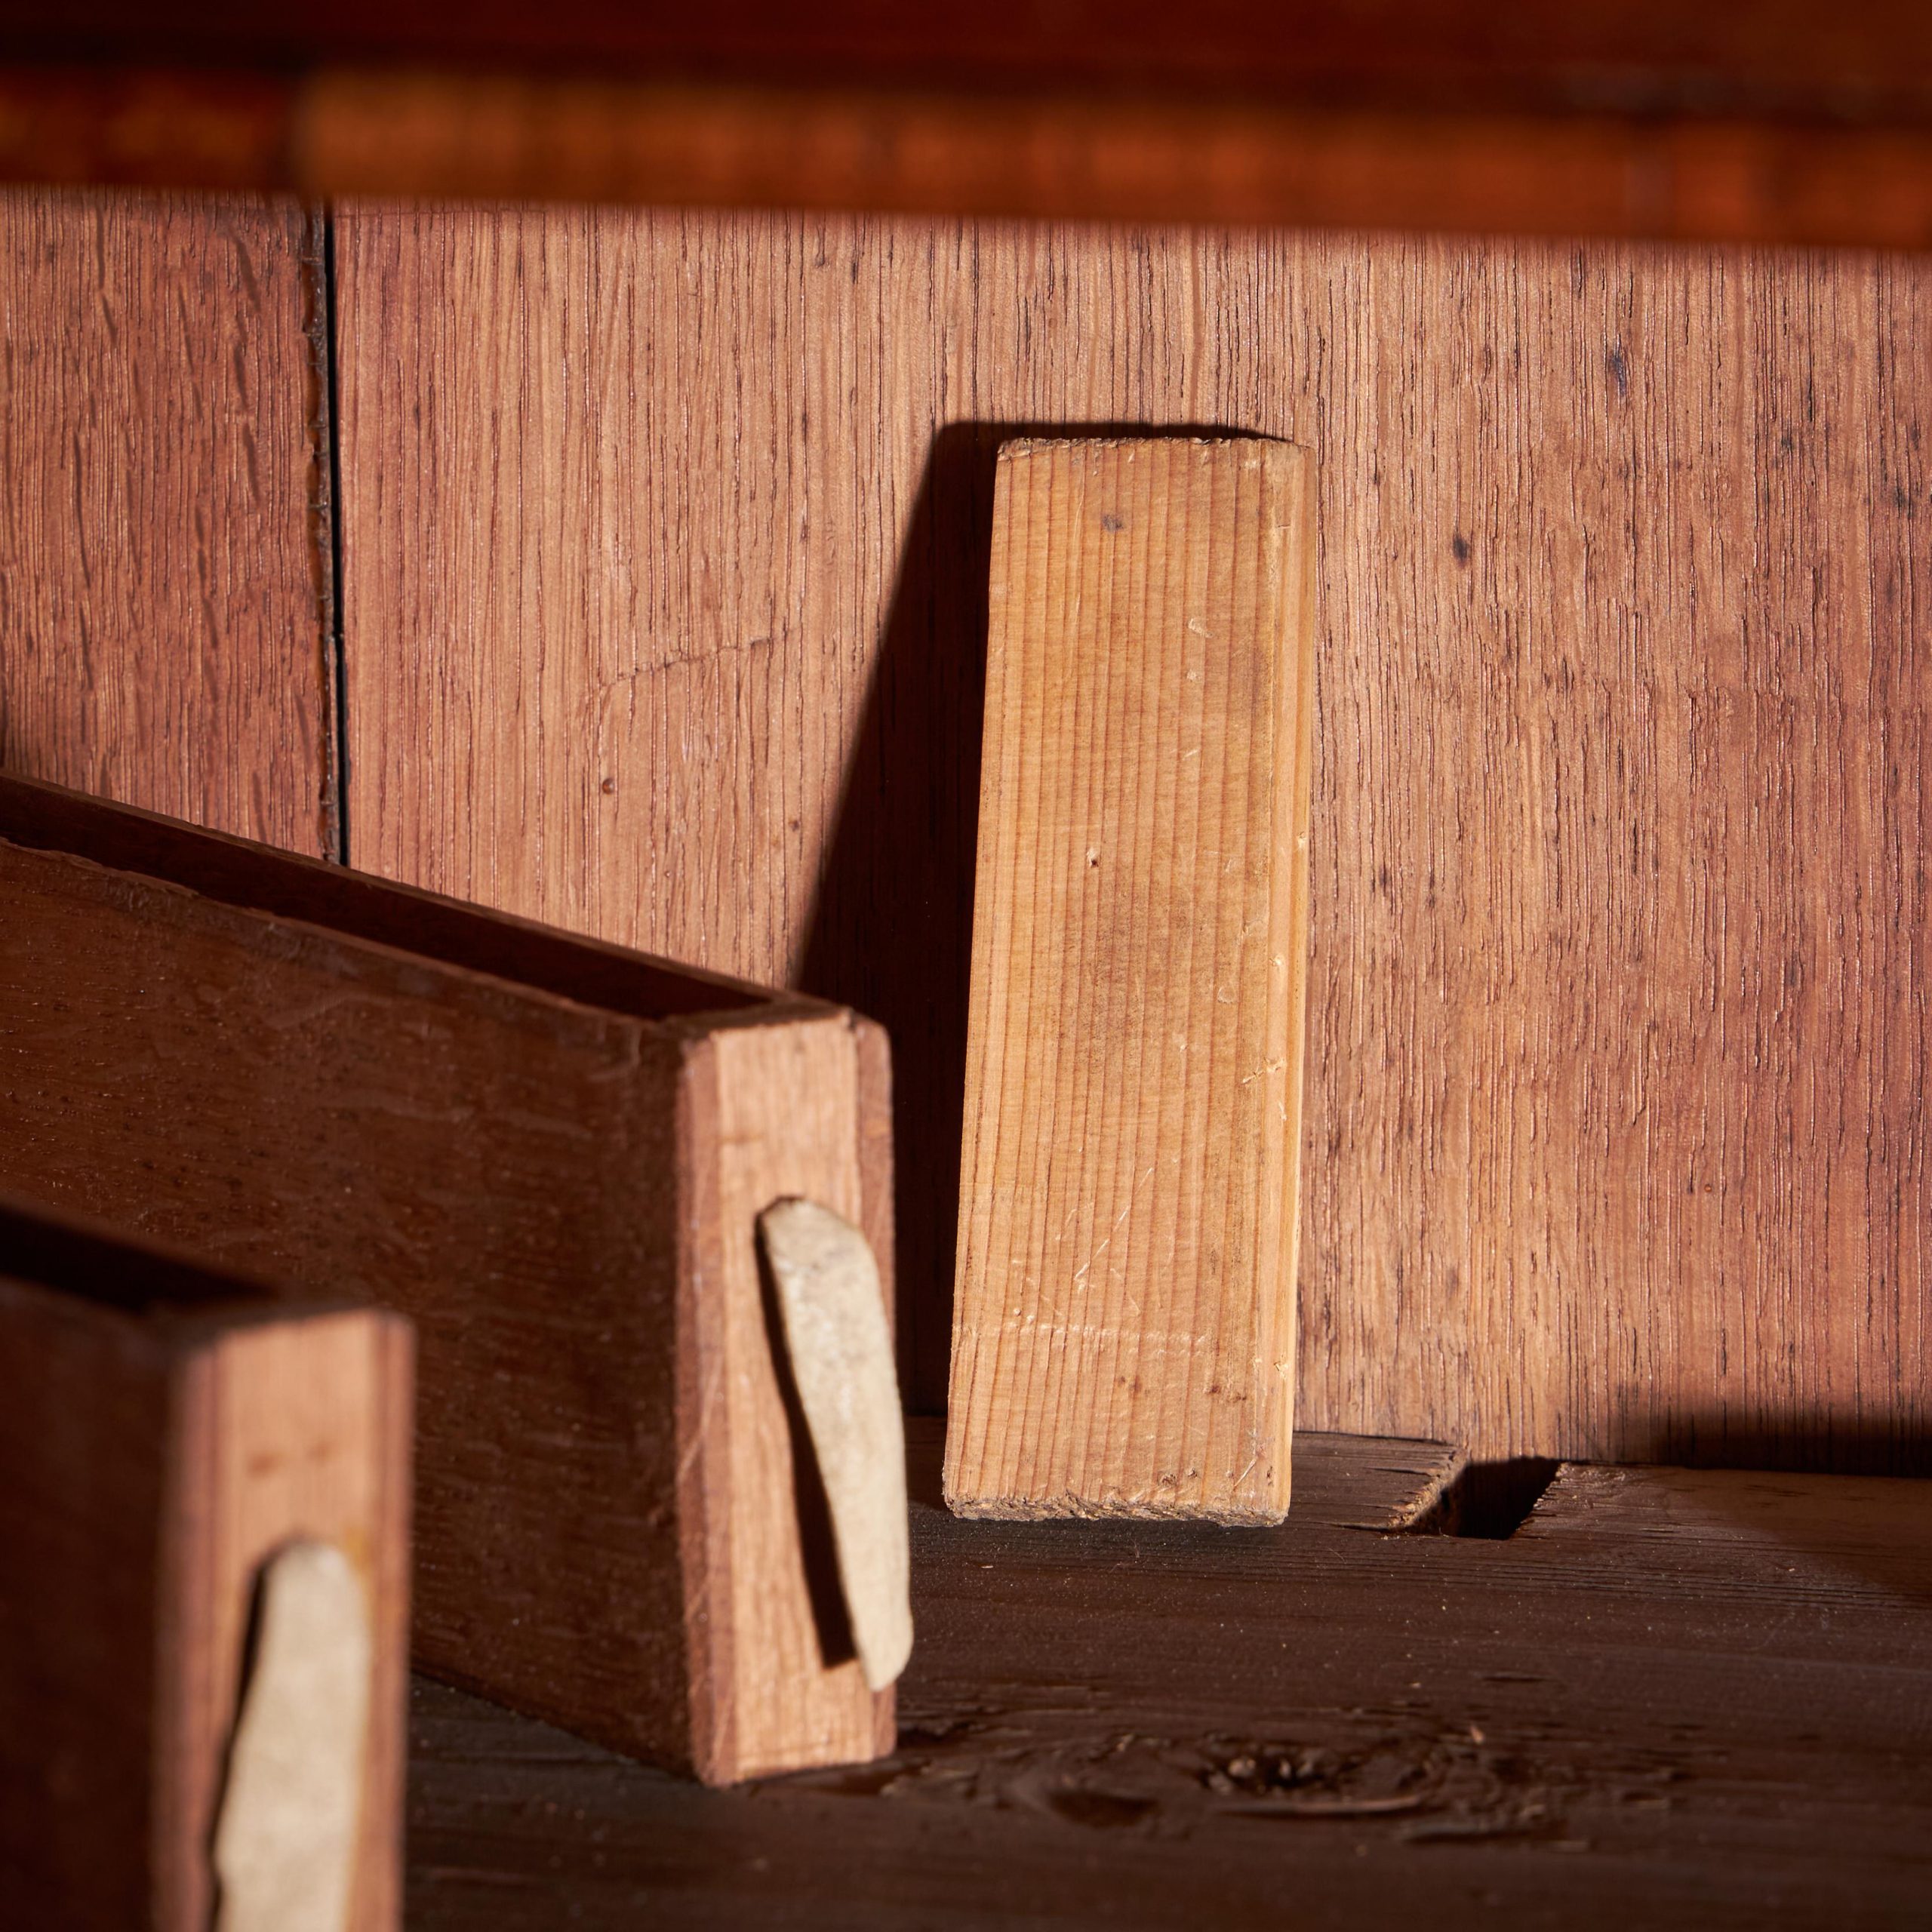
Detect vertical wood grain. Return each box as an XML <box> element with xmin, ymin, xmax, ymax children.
<box><xmin>0</xmin><ymin>1284</ymin><xmax>409</xmax><ymax>1931</ymax></box>
<box><xmin>946</xmin><ymin>438</ymin><xmax>1314</xmax><ymax>1521</ymax></box>
<box><xmin>335</xmin><ymin>208</ymin><xmax>1932</xmax><ymax>1469</ymax></box>
<box><xmin>694</xmin><ymin>1012</ymin><xmax>888</xmax><ymax>1779</ymax></box>
<box><xmin>189</xmin><ymin>1312</ymin><xmax>412</xmax><ymax>1932</ymax></box>
<box><xmin>0</xmin><ymin>189</ymin><xmax>331</xmax><ymax>854</ymax></box>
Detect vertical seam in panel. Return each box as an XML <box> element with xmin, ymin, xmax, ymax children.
<box><xmin>305</xmin><ymin>203</ymin><xmax>351</xmax><ymax>866</ymax></box>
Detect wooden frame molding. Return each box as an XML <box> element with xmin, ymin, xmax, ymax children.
<box><xmin>6</xmin><ymin>66</ymin><xmax>1932</xmax><ymax>248</ymax></box>
<box><xmin>0</xmin><ymin>771</ymin><xmax>895</xmax><ymax>1783</ymax></box>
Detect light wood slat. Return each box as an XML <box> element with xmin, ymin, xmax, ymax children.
<box><xmin>946</xmin><ymin>437</ymin><xmax>1315</xmax><ymax>1520</ymax></box>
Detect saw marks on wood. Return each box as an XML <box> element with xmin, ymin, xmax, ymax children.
<box><xmin>0</xmin><ymin>189</ymin><xmax>331</xmax><ymax>855</ymax></box>
<box><xmin>946</xmin><ymin>438</ymin><xmax>1315</xmax><ymax>1521</ymax></box>
<box><xmin>334</xmin><ymin>208</ymin><xmax>1932</xmax><ymax>1469</ymax></box>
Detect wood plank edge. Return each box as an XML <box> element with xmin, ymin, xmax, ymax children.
<box><xmin>944</xmin><ymin>1491</ymin><xmax>1291</xmax><ymax>1528</ymax></box>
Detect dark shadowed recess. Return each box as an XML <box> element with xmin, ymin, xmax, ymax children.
<box><xmin>1407</xmin><ymin>1457</ymin><xmax>1562</xmax><ymax>1538</ymax></box>
<box><xmin>0</xmin><ymin>1189</ymin><xmax>289</xmax><ymax>1316</ymax></box>
<box><xmin>1619</xmin><ymin>1412</ymin><xmax>1932</xmax><ymax>1481</ymax></box>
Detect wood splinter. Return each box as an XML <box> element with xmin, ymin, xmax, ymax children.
<box><xmin>758</xmin><ymin>1198</ymin><xmax>912</xmax><ymax>1692</ymax></box>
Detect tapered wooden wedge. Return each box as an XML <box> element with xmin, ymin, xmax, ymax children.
<box><xmin>0</xmin><ymin>1194</ymin><xmax>411</xmax><ymax>1932</ymax></box>
<box><xmin>946</xmin><ymin>435</ymin><xmax>1316</xmax><ymax>1522</ymax></box>
<box><xmin>0</xmin><ymin>772</ymin><xmax>900</xmax><ymax>1783</ymax></box>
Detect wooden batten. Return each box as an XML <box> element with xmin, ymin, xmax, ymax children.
<box><xmin>946</xmin><ymin>436</ymin><xmax>1316</xmax><ymax>1522</ymax></box>
<box><xmin>0</xmin><ymin>1195</ymin><xmax>411</xmax><ymax>1931</ymax></box>
<box><xmin>678</xmin><ymin>1015</ymin><xmax>897</xmax><ymax>1779</ymax></box>
<box><xmin>0</xmin><ymin>771</ymin><xmax>897</xmax><ymax>1784</ymax></box>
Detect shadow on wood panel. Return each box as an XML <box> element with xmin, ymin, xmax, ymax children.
<box><xmin>797</xmin><ymin>420</ymin><xmax>1266</xmax><ymax>1415</ymax></box>
<box><xmin>755</xmin><ymin>1237</ymin><xmax>857</xmax><ymax>1671</ymax></box>
<box><xmin>1616</xmin><ymin>1411</ymin><xmax>1932</xmax><ymax>1481</ymax></box>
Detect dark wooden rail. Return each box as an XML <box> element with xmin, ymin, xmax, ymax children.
<box><xmin>8</xmin><ymin>5</ymin><xmax>1932</xmax><ymax>242</ymax></box>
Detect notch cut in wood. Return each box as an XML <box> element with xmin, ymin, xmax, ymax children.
<box><xmin>758</xmin><ymin>1197</ymin><xmax>911</xmax><ymax>1693</ymax></box>
<box><xmin>214</xmin><ymin>1541</ymin><xmax>371</xmax><ymax>1932</ymax></box>
<box><xmin>946</xmin><ymin>435</ymin><xmax>1316</xmax><ymax>1523</ymax></box>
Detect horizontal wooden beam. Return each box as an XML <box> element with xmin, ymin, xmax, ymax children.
<box><xmin>7</xmin><ymin>53</ymin><xmax>1932</xmax><ymax>245</ymax></box>
<box><xmin>0</xmin><ymin>772</ymin><xmax>897</xmax><ymax>1784</ymax></box>
<box><xmin>8</xmin><ymin>3</ymin><xmax>1932</xmax><ymax>120</ymax></box>
<box><xmin>0</xmin><ymin>1195</ymin><xmax>411</xmax><ymax>1932</ymax></box>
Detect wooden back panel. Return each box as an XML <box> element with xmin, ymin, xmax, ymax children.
<box><xmin>336</xmin><ymin>208</ymin><xmax>1932</xmax><ymax>1472</ymax></box>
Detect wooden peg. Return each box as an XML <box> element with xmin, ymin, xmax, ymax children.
<box><xmin>0</xmin><ymin>1195</ymin><xmax>411</xmax><ymax>1931</ymax></box>
<box><xmin>946</xmin><ymin>435</ymin><xmax>1316</xmax><ymax>1522</ymax></box>
<box><xmin>0</xmin><ymin>771</ymin><xmax>894</xmax><ymax>1783</ymax></box>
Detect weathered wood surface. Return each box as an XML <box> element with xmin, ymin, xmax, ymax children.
<box><xmin>0</xmin><ymin>1195</ymin><xmax>411</xmax><ymax>1932</ymax></box>
<box><xmin>0</xmin><ymin>773</ymin><xmax>894</xmax><ymax>1783</ymax></box>
<box><xmin>947</xmin><ymin>438</ymin><xmax>1315</xmax><ymax>1522</ymax></box>
<box><xmin>334</xmin><ymin>208</ymin><xmax>1932</xmax><ymax>1472</ymax></box>
<box><xmin>0</xmin><ymin>188</ymin><xmax>331</xmax><ymax>854</ymax></box>
<box><xmin>15</xmin><ymin>9</ymin><xmax>1932</xmax><ymax>243</ymax></box>
<box><xmin>403</xmin><ymin>1419</ymin><xmax>1932</xmax><ymax>1930</ymax></box>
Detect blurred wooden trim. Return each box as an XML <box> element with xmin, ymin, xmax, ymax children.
<box><xmin>5</xmin><ymin>63</ymin><xmax>1932</xmax><ymax>245</ymax></box>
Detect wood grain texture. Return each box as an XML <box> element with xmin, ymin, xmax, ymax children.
<box><xmin>335</xmin><ymin>208</ymin><xmax>1932</xmax><ymax>1472</ymax></box>
<box><xmin>0</xmin><ymin>188</ymin><xmax>331</xmax><ymax>854</ymax></box>
<box><xmin>946</xmin><ymin>437</ymin><xmax>1314</xmax><ymax>1521</ymax></box>
<box><xmin>684</xmin><ymin>1014</ymin><xmax>894</xmax><ymax>1778</ymax></box>
<box><xmin>0</xmin><ymin>1202</ymin><xmax>410</xmax><ymax>1932</ymax></box>
<box><xmin>0</xmin><ymin>774</ymin><xmax>891</xmax><ymax>1783</ymax></box>
<box><xmin>403</xmin><ymin>1421</ymin><xmax>1932</xmax><ymax>1930</ymax></box>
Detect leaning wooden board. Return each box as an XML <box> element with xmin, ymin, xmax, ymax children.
<box><xmin>0</xmin><ymin>1192</ymin><xmax>411</xmax><ymax>1932</ymax></box>
<box><xmin>0</xmin><ymin>771</ymin><xmax>895</xmax><ymax>1784</ymax></box>
<box><xmin>947</xmin><ymin>436</ymin><xmax>1315</xmax><ymax>1521</ymax></box>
